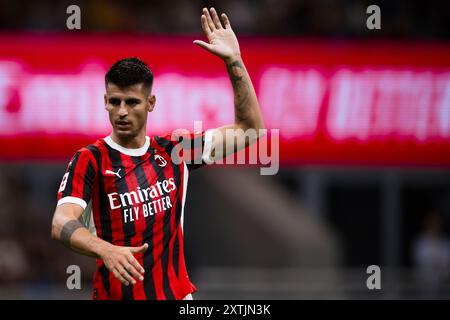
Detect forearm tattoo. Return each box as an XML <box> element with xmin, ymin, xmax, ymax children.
<box><xmin>60</xmin><ymin>219</ymin><xmax>84</xmax><ymax>247</ymax></box>
<box><xmin>226</xmin><ymin>60</ymin><xmax>251</xmax><ymax>122</ymax></box>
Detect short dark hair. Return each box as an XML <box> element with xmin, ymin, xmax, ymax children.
<box><xmin>105</xmin><ymin>57</ymin><xmax>153</xmax><ymax>93</ymax></box>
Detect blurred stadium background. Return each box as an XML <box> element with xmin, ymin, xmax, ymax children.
<box><xmin>0</xmin><ymin>0</ymin><xmax>449</xmax><ymax>299</ymax></box>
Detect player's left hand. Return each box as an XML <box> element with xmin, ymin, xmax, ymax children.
<box><xmin>193</xmin><ymin>7</ymin><xmax>241</xmax><ymax>62</ymax></box>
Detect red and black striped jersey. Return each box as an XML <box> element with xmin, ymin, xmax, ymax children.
<box><xmin>56</xmin><ymin>130</ymin><xmax>214</xmax><ymax>300</ymax></box>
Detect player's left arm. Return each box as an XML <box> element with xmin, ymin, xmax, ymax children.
<box><xmin>194</xmin><ymin>7</ymin><xmax>265</xmax><ymax>161</ymax></box>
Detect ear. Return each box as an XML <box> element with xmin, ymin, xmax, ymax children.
<box><xmin>147</xmin><ymin>95</ymin><xmax>156</xmax><ymax>113</ymax></box>
<box><xmin>104</xmin><ymin>93</ymin><xmax>108</xmax><ymax>110</ymax></box>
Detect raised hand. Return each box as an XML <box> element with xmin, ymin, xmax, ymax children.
<box><xmin>193</xmin><ymin>7</ymin><xmax>241</xmax><ymax>62</ymax></box>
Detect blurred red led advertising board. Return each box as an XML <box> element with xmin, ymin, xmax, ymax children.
<box><xmin>0</xmin><ymin>34</ymin><xmax>449</xmax><ymax>166</ymax></box>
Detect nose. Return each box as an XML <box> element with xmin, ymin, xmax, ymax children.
<box><xmin>118</xmin><ymin>101</ymin><xmax>128</xmax><ymax>117</ymax></box>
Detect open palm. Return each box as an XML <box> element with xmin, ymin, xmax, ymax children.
<box><xmin>193</xmin><ymin>7</ymin><xmax>241</xmax><ymax>61</ymax></box>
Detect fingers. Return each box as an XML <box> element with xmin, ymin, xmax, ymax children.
<box><xmin>200</xmin><ymin>15</ymin><xmax>212</xmax><ymax>37</ymax></box>
<box><xmin>112</xmin><ymin>268</ymin><xmax>129</xmax><ymax>286</ymax></box>
<box><xmin>210</xmin><ymin>7</ymin><xmax>223</xmax><ymax>29</ymax></box>
<box><xmin>106</xmin><ymin>244</ymin><xmax>147</xmax><ymax>286</ymax></box>
<box><xmin>111</xmin><ymin>258</ymin><xmax>144</xmax><ymax>286</ymax></box>
<box><xmin>202</xmin><ymin>7</ymin><xmax>229</xmax><ymax>30</ymax></box>
<box><xmin>116</xmin><ymin>264</ymin><xmax>136</xmax><ymax>285</ymax></box>
<box><xmin>202</xmin><ymin>8</ymin><xmax>216</xmax><ymax>32</ymax></box>
<box><xmin>129</xmin><ymin>243</ymin><xmax>149</xmax><ymax>254</ymax></box>
<box><xmin>127</xmin><ymin>255</ymin><xmax>145</xmax><ymax>277</ymax></box>
<box><xmin>193</xmin><ymin>40</ymin><xmax>213</xmax><ymax>52</ymax></box>
<box><xmin>124</xmin><ymin>262</ymin><xmax>144</xmax><ymax>282</ymax></box>
<box><xmin>221</xmin><ymin>13</ymin><xmax>231</xmax><ymax>29</ymax></box>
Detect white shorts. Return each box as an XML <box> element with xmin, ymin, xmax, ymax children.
<box><xmin>183</xmin><ymin>293</ymin><xmax>193</xmax><ymax>300</ymax></box>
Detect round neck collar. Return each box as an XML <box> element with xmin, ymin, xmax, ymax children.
<box><xmin>104</xmin><ymin>136</ymin><xmax>150</xmax><ymax>156</ymax></box>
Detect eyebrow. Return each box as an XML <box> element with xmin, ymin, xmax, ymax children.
<box><xmin>125</xmin><ymin>98</ymin><xmax>141</xmax><ymax>103</ymax></box>
<box><xmin>108</xmin><ymin>97</ymin><xmax>141</xmax><ymax>103</ymax></box>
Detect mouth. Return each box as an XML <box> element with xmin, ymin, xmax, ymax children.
<box><xmin>115</xmin><ymin>120</ymin><xmax>132</xmax><ymax>129</ymax></box>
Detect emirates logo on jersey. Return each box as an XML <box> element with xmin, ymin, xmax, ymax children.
<box><xmin>107</xmin><ymin>178</ymin><xmax>177</xmax><ymax>223</ymax></box>
<box><xmin>154</xmin><ymin>154</ymin><xmax>167</xmax><ymax>167</ymax></box>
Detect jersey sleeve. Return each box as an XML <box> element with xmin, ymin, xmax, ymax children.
<box><xmin>155</xmin><ymin>129</ymin><xmax>215</xmax><ymax>171</ymax></box>
<box><xmin>56</xmin><ymin>148</ymin><xmax>98</xmax><ymax>210</ymax></box>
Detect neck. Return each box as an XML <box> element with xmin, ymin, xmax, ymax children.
<box><xmin>110</xmin><ymin>131</ymin><xmax>147</xmax><ymax>149</ymax></box>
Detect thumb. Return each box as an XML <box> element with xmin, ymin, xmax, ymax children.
<box><xmin>129</xmin><ymin>243</ymin><xmax>148</xmax><ymax>254</ymax></box>
<box><xmin>193</xmin><ymin>40</ymin><xmax>214</xmax><ymax>52</ymax></box>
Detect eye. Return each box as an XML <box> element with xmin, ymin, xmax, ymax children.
<box><xmin>127</xmin><ymin>99</ymin><xmax>140</xmax><ymax>107</ymax></box>
<box><xmin>109</xmin><ymin>98</ymin><xmax>120</xmax><ymax>106</ymax></box>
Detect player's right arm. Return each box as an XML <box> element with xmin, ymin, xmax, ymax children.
<box><xmin>51</xmin><ymin>149</ymin><xmax>146</xmax><ymax>286</ymax></box>
<box><xmin>51</xmin><ymin>203</ymin><xmax>146</xmax><ymax>286</ymax></box>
